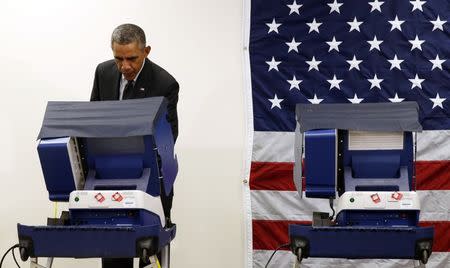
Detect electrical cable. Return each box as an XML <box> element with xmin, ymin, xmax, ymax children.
<box><xmin>264</xmin><ymin>243</ymin><xmax>290</xmax><ymax>268</ymax></box>
<box><xmin>0</xmin><ymin>244</ymin><xmax>20</xmax><ymax>268</ymax></box>
<box><xmin>11</xmin><ymin>246</ymin><xmax>21</xmax><ymax>268</ymax></box>
<box><xmin>329</xmin><ymin>198</ymin><xmax>335</xmax><ymax>220</ymax></box>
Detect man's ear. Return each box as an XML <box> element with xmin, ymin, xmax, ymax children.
<box><xmin>144</xmin><ymin>46</ymin><xmax>151</xmax><ymax>56</ymax></box>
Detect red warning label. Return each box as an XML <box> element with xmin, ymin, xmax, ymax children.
<box><xmin>391</xmin><ymin>192</ymin><xmax>403</xmax><ymax>201</ymax></box>
<box><xmin>371</xmin><ymin>193</ymin><xmax>381</xmax><ymax>203</ymax></box>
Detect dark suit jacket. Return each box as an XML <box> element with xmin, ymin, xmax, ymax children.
<box><xmin>90</xmin><ymin>58</ymin><xmax>179</xmax><ymax>141</ymax></box>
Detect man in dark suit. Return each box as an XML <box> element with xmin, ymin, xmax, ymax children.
<box><xmin>90</xmin><ymin>24</ymin><xmax>178</xmax><ymax>268</ymax></box>
<box><xmin>91</xmin><ymin>23</ymin><xmax>179</xmax><ymax>141</ymax></box>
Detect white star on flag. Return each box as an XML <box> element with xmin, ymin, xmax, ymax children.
<box><xmin>307</xmin><ymin>18</ymin><xmax>322</xmax><ymax>33</ymax></box>
<box><xmin>306</xmin><ymin>56</ymin><xmax>321</xmax><ymax>71</ymax></box>
<box><xmin>368</xmin><ymin>36</ymin><xmax>383</xmax><ymax>51</ymax></box>
<box><xmin>410</xmin><ymin>0</ymin><xmax>426</xmax><ymax>12</ymax></box>
<box><xmin>388</xmin><ymin>16</ymin><xmax>405</xmax><ymax>31</ymax></box>
<box><xmin>409</xmin><ymin>35</ymin><xmax>425</xmax><ymax>51</ymax></box>
<box><xmin>347</xmin><ymin>17</ymin><xmax>363</xmax><ymax>32</ymax></box>
<box><xmin>409</xmin><ymin>74</ymin><xmax>425</xmax><ymax>89</ymax></box>
<box><xmin>287</xmin><ymin>0</ymin><xmax>302</xmax><ymax>15</ymax></box>
<box><xmin>388</xmin><ymin>54</ymin><xmax>404</xmax><ymax>70</ymax></box>
<box><xmin>287</xmin><ymin>75</ymin><xmax>302</xmax><ymax>90</ymax></box>
<box><xmin>348</xmin><ymin>94</ymin><xmax>364</xmax><ymax>104</ymax></box>
<box><xmin>430</xmin><ymin>16</ymin><xmax>446</xmax><ymax>31</ymax></box>
<box><xmin>266</xmin><ymin>57</ymin><xmax>281</xmax><ymax>71</ymax></box>
<box><xmin>328</xmin><ymin>0</ymin><xmax>343</xmax><ymax>14</ymax></box>
<box><xmin>308</xmin><ymin>94</ymin><xmax>324</xmax><ymax>104</ymax></box>
<box><xmin>285</xmin><ymin>37</ymin><xmax>301</xmax><ymax>53</ymax></box>
<box><xmin>368</xmin><ymin>74</ymin><xmax>383</xmax><ymax>89</ymax></box>
<box><xmin>266</xmin><ymin>18</ymin><xmax>282</xmax><ymax>34</ymax></box>
<box><xmin>326</xmin><ymin>36</ymin><xmax>342</xmax><ymax>52</ymax></box>
<box><xmin>327</xmin><ymin>74</ymin><xmax>343</xmax><ymax>90</ymax></box>
<box><xmin>430</xmin><ymin>93</ymin><xmax>446</xmax><ymax>109</ymax></box>
<box><xmin>268</xmin><ymin>94</ymin><xmax>284</xmax><ymax>109</ymax></box>
<box><xmin>347</xmin><ymin>55</ymin><xmax>362</xmax><ymax>70</ymax></box>
<box><xmin>389</xmin><ymin>93</ymin><xmax>405</xmax><ymax>103</ymax></box>
<box><xmin>429</xmin><ymin>55</ymin><xmax>445</xmax><ymax>70</ymax></box>
<box><xmin>369</xmin><ymin>0</ymin><xmax>384</xmax><ymax>12</ymax></box>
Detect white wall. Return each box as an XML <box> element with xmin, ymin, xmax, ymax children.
<box><xmin>0</xmin><ymin>0</ymin><xmax>246</xmax><ymax>267</ymax></box>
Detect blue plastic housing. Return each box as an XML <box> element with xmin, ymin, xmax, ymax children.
<box><xmin>336</xmin><ymin>210</ymin><xmax>420</xmax><ymax>227</ymax></box>
<box><xmin>304</xmin><ymin>129</ymin><xmax>337</xmax><ymax>199</ymax></box>
<box><xmin>37</xmin><ymin>108</ymin><xmax>177</xmax><ymax>201</ymax></box>
<box><xmin>37</xmin><ymin>138</ymin><xmax>78</xmax><ymax>201</ymax></box>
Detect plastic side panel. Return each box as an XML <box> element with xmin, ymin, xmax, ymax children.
<box><xmin>153</xmin><ymin>111</ymin><xmax>178</xmax><ymax>196</ymax></box>
<box><xmin>305</xmin><ymin>129</ymin><xmax>336</xmax><ymax>198</ymax></box>
<box><xmin>37</xmin><ymin>138</ymin><xmax>76</xmax><ymax>201</ymax></box>
<box><xmin>289</xmin><ymin>224</ymin><xmax>434</xmax><ymax>259</ymax></box>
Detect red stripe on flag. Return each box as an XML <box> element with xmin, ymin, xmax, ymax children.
<box><xmin>250</xmin><ymin>161</ymin><xmax>450</xmax><ymax>191</ymax></box>
<box><xmin>419</xmin><ymin>221</ymin><xmax>450</xmax><ymax>252</ymax></box>
<box><xmin>253</xmin><ymin>220</ymin><xmax>308</xmax><ymax>250</ymax></box>
<box><xmin>250</xmin><ymin>162</ymin><xmax>295</xmax><ymax>191</ymax></box>
<box><xmin>253</xmin><ymin>220</ymin><xmax>450</xmax><ymax>252</ymax></box>
<box><xmin>416</xmin><ymin>161</ymin><xmax>450</xmax><ymax>190</ymax></box>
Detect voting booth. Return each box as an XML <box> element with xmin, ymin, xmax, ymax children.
<box><xmin>290</xmin><ymin>102</ymin><xmax>434</xmax><ymax>265</ymax></box>
<box><xmin>18</xmin><ymin>98</ymin><xmax>177</xmax><ymax>268</ymax></box>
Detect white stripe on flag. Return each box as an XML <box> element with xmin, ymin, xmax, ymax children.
<box><xmin>251</xmin><ymin>190</ymin><xmax>450</xmax><ymax>221</ymax></box>
<box><xmin>253</xmin><ymin>250</ymin><xmax>450</xmax><ymax>268</ymax></box>
<box><xmin>416</xmin><ymin>131</ymin><xmax>450</xmax><ymax>161</ymax></box>
<box><xmin>253</xmin><ymin>130</ymin><xmax>450</xmax><ymax>163</ymax></box>
<box><xmin>252</xmin><ymin>131</ymin><xmax>295</xmax><ymax>162</ymax></box>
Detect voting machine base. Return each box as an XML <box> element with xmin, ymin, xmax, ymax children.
<box><xmin>289</xmin><ymin>224</ymin><xmax>433</xmax><ymax>264</ymax></box>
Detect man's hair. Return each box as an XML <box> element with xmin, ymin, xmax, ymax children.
<box><xmin>111</xmin><ymin>24</ymin><xmax>146</xmax><ymax>49</ymax></box>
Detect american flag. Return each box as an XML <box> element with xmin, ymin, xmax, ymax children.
<box><xmin>243</xmin><ymin>0</ymin><xmax>449</xmax><ymax>267</ymax></box>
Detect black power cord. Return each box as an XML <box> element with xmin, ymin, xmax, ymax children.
<box><xmin>11</xmin><ymin>245</ymin><xmax>21</xmax><ymax>268</ymax></box>
<box><xmin>264</xmin><ymin>242</ymin><xmax>290</xmax><ymax>268</ymax></box>
<box><xmin>329</xmin><ymin>198</ymin><xmax>335</xmax><ymax>220</ymax></box>
<box><xmin>0</xmin><ymin>244</ymin><xmax>21</xmax><ymax>268</ymax></box>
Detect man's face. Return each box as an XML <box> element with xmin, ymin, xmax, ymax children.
<box><xmin>112</xmin><ymin>41</ymin><xmax>150</xmax><ymax>81</ymax></box>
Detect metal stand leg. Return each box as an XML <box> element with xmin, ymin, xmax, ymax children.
<box><xmin>414</xmin><ymin>260</ymin><xmax>426</xmax><ymax>268</ymax></box>
<box><xmin>30</xmin><ymin>257</ymin><xmax>53</xmax><ymax>268</ymax></box>
<box><xmin>160</xmin><ymin>245</ymin><xmax>170</xmax><ymax>268</ymax></box>
<box><xmin>140</xmin><ymin>245</ymin><xmax>170</xmax><ymax>268</ymax></box>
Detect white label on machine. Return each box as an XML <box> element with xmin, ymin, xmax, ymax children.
<box><xmin>123</xmin><ymin>198</ymin><xmax>136</xmax><ymax>208</ymax></box>
<box><xmin>400</xmin><ymin>199</ymin><xmax>413</xmax><ymax>208</ymax></box>
<box><xmin>348</xmin><ymin>131</ymin><xmax>404</xmax><ymax>150</ymax></box>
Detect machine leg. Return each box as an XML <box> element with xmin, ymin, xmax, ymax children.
<box><xmin>420</xmin><ymin>250</ymin><xmax>429</xmax><ymax>265</ymax></box>
<box><xmin>141</xmin><ymin>245</ymin><xmax>170</xmax><ymax>268</ymax></box>
<box><xmin>296</xmin><ymin>248</ymin><xmax>303</xmax><ymax>263</ymax></box>
<box><xmin>159</xmin><ymin>245</ymin><xmax>170</xmax><ymax>268</ymax></box>
<box><xmin>30</xmin><ymin>257</ymin><xmax>53</xmax><ymax>268</ymax></box>
<box><xmin>293</xmin><ymin>256</ymin><xmax>301</xmax><ymax>268</ymax></box>
<box><xmin>414</xmin><ymin>260</ymin><xmax>426</xmax><ymax>268</ymax></box>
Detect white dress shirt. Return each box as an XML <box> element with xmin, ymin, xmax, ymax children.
<box><xmin>119</xmin><ymin>60</ymin><xmax>146</xmax><ymax>100</ymax></box>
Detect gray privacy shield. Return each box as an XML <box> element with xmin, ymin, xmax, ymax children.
<box><xmin>37</xmin><ymin>97</ymin><xmax>167</xmax><ymax>139</ymax></box>
<box><xmin>295</xmin><ymin>102</ymin><xmax>422</xmax><ymax>133</ymax></box>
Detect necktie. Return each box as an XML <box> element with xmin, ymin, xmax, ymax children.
<box><xmin>122</xmin><ymin>80</ymin><xmax>134</xmax><ymax>100</ymax></box>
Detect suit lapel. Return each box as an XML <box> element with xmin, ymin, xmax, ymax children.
<box><xmin>112</xmin><ymin>69</ymin><xmax>121</xmax><ymax>100</ymax></box>
<box><xmin>134</xmin><ymin>58</ymin><xmax>153</xmax><ymax>97</ymax></box>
